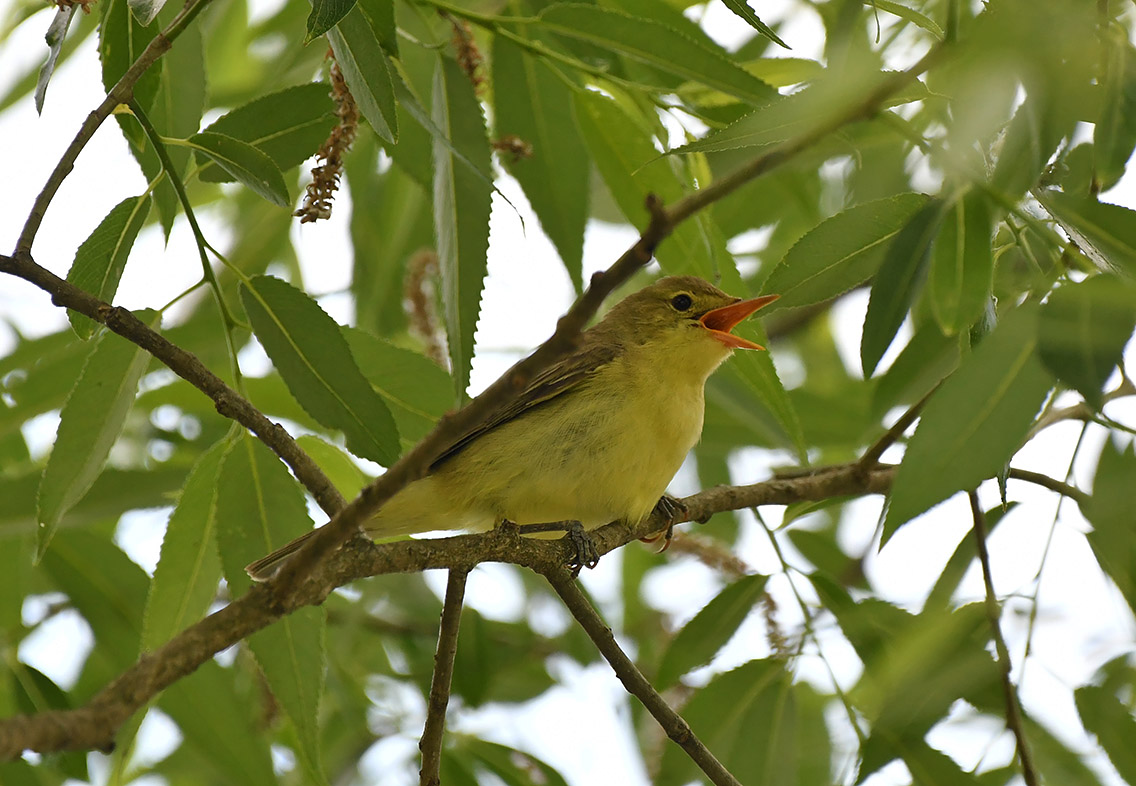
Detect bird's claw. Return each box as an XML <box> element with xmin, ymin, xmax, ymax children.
<box><xmin>517</xmin><ymin>520</ymin><xmax>599</xmax><ymax>577</ymax></box>
<box><xmin>640</xmin><ymin>495</ymin><xmax>688</xmax><ymax>552</ymax></box>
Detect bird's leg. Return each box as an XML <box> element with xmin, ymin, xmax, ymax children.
<box><xmin>640</xmin><ymin>494</ymin><xmax>689</xmax><ymax>552</ymax></box>
<box><xmin>517</xmin><ymin>520</ymin><xmax>600</xmax><ymax>576</ymax></box>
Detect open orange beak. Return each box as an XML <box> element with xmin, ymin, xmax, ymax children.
<box><xmin>700</xmin><ymin>294</ymin><xmax>779</xmax><ymax>350</ymax></box>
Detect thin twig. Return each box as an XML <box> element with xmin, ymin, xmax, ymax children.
<box><xmin>1006</xmin><ymin>467</ymin><xmax>1089</xmax><ymax>507</ymax></box>
<box><xmin>969</xmin><ymin>491</ymin><xmax>1039</xmax><ymax>786</ymax></box>
<box><xmin>419</xmin><ymin>569</ymin><xmax>469</xmax><ymax>786</ymax></box>
<box><xmin>546</xmin><ymin>572</ymin><xmax>742</xmax><ymax>786</ymax></box>
<box><xmin>14</xmin><ymin>0</ymin><xmax>214</xmax><ymax>255</ymax></box>
<box><xmin>858</xmin><ymin>388</ymin><xmax>936</xmax><ymax>469</ymax></box>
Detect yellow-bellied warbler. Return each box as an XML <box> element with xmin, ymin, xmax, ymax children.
<box><xmin>246</xmin><ymin>276</ymin><xmax>778</xmax><ymax>579</ymax></box>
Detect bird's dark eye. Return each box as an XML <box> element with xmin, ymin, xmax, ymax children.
<box><xmin>671</xmin><ymin>294</ymin><xmax>693</xmax><ymax>311</ymax></box>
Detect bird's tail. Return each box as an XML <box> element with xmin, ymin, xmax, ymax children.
<box><xmin>244</xmin><ymin>529</ymin><xmax>318</xmax><ymax>581</ymax></box>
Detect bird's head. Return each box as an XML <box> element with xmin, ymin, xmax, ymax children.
<box><xmin>595</xmin><ymin>276</ymin><xmax>779</xmax><ymax>376</ymax></box>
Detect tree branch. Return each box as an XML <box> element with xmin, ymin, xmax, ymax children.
<box><xmin>0</xmin><ymin>466</ymin><xmax>895</xmax><ymax>759</ymax></box>
<box><xmin>969</xmin><ymin>491</ymin><xmax>1039</xmax><ymax>786</ymax></box>
<box><xmin>419</xmin><ymin>569</ymin><xmax>468</xmax><ymax>786</ymax></box>
<box><xmin>546</xmin><ymin>572</ymin><xmax>742</xmax><ymax>786</ymax></box>
<box><xmin>0</xmin><ymin>252</ymin><xmax>346</xmax><ymax>517</ymax></box>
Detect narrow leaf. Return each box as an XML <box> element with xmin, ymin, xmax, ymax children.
<box><xmin>35</xmin><ymin>5</ymin><xmax>78</xmax><ymax>113</ymax></box>
<box><xmin>199</xmin><ymin>84</ymin><xmax>336</xmax><ymax>183</ymax></box>
<box><xmin>1074</xmin><ymin>685</ymin><xmax>1136</xmax><ymax>784</ymax></box>
<box><xmin>718</xmin><ymin>0</ymin><xmax>788</xmax><ymax>48</ymax></box>
<box><xmin>573</xmin><ymin>90</ymin><xmax>715</xmax><ymax>277</ymax></box>
<box><xmin>1037</xmin><ymin>275</ymin><xmax>1136</xmax><ymax>408</ymax></box>
<box><xmin>240</xmin><ymin>275</ymin><xmax>400</xmax><ymax>465</ymax></box>
<box><xmin>187</xmin><ymin>132</ymin><xmax>289</xmax><ymax>206</ymax></box>
<box><xmin>66</xmin><ymin>195</ymin><xmax>151</xmax><ymax>339</ymax></box>
<box><xmin>306</xmin><ymin>0</ymin><xmax>357</xmax><ymax>42</ymax></box>
<box><xmin>329</xmin><ymin>1</ymin><xmax>398</xmax><ymax>143</ymax></box>
<box><xmin>991</xmin><ymin>93</ymin><xmax>1063</xmax><ymax>200</ymax></box>
<box><xmin>929</xmin><ymin>191</ymin><xmax>994</xmax><ymax>335</ymax></box>
<box><xmin>493</xmin><ymin>36</ymin><xmax>588</xmax><ymax>289</ymax></box>
<box><xmin>861</xmin><ymin>200</ymin><xmax>944</xmax><ymax>376</ymax></box>
<box><xmin>141</xmin><ymin>439</ymin><xmax>227</xmax><ymax>651</ymax></box>
<box><xmin>216</xmin><ymin>436</ymin><xmax>325</xmax><ymax>784</ymax></box>
<box><xmin>869</xmin><ymin>0</ymin><xmax>945</xmax><ymax>39</ymax></box>
<box><xmin>1083</xmin><ymin>440</ymin><xmax>1136</xmax><ymax>616</ymax></box>
<box><xmin>762</xmin><ymin>193</ymin><xmax>929</xmax><ymax>310</ymax></box>
<box><xmin>432</xmin><ymin>58</ymin><xmax>492</xmax><ymax>400</ymax></box>
<box><xmin>656</xmin><ymin>574</ymin><xmax>768</xmax><ymax>688</ymax></box>
<box><xmin>1094</xmin><ymin>34</ymin><xmax>1136</xmax><ymax>190</ymax></box>
<box><xmin>36</xmin><ymin>310</ymin><xmax>159</xmax><ymax>559</ymax></box>
<box><xmin>1039</xmin><ymin>190</ymin><xmax>1136</xmax><ymax>276</ymax></box>
<box><xmin>343</xmin><ymin>328</ymin><xmax>452</xmax><ymax>446</ymax></box>
<box><xmin>883</xmin><ymin>305</ymin><xmax>1053</xmax><ymax>543</ymax></box>
<box><xmin>539</xmin><ymin>4</ymin><xmax>775</xmax><ymax>105</ymax></box>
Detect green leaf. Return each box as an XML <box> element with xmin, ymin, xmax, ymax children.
<box><xmin>1039</xmin><ymin>190</ymin><xmax>1136</xmax><ymax>277</ymax></box>
<box><xmin>924</xmin><ymin>502</ymin><xmax>1017</xmax><ymax>610</ymax></box>
<box><xmin>432</xmin><ymin>57</ymin><xmax>492</xmax><ymax>400</ymax></box>
<box><xmin>1083</xmin><ymin>439</ymin><xmax>1136</xmax><ymax>617</ymax></box>
<box><xmin>929</xmin><ymin>191</ymin><xmax>994</xmax><ymax>335</ymax></box>
<box><xmin>199</xmin><ymin>83</ymin><xmax>336</xmax><ymax>183</ymax></box>
<box><xmin>991</xmin><ymin>92</ymin><xmax>1063</xmax><ymax>199</ymax></box>
<box><xmin>216</xmin><ymin>435</ymin><xmax>326</xmax><ymax>784</ymax></box>
<box><xmin>883</xmin><ymin>305</ymin><xmax>1053</xmax><ymax>543</ymax></box>
<box><xmin>657</xmin><ymin>659</ymin><xmax>831</xmax><ymax>786</ymax></box>
<box><xmin>36</xmin><ymin>310</ymin><xmax>159</xmax><ymax>559</ymax></box>
<box><xmin>35</xmin><ymin>5</ymin><xmax>78</xmax><ymax>113</ymax></box>
<box><xmin>140</xmin><ymin>439</ymin><xmax>226</xmax><ymax>652</ymax></box>
<box><xmin>868</xmin><ymin>0</ymin><xmax>945</xmax><ymax>40</ymax></box>
<box><xmin>539</xmin><ymin>4</ymin><xmax>775</xmax><ymax>105</ymax></box>
<box><xmin>295</xmin><ymin>435</ymin><xmax>368</xmax><ymax>499</ymax></box>
<box><xmin>187</xmin><ymin>131</ymin><xmax>290</xmax><ymax>206</ymax></box>
<box><xmin>127</xmin><ymin>0</ymin><xmax>166</xmax><ymax>26</ymax></box>
<box><xmin>466</xmin><ymin>740</ymin><xmax>571</xmax><ymax>786</ymax></box>
<box><xmin>1075</xmin><ymin>685</ymin><xmax>1136</xmax><ymax>784</ymax></box>
<box><xmin>329</xmin><ymin>0</ymin><xmax>398</xmax><ymax>143</ymax></box>
<box><xmin>861</xmin><ymin>200</ymin><xmax>944</xmax><ymax>376</ymax></box>
<box><xmin>1037</xmin><ymin>275</ymin><xmax>1136</xmax><ymax>408</ymax></box>
<box><xmin>573</xmin><ymin>89</ymin><xmax>715</xmax><ymax>277</ymax></box>
<box><xmin>656</xmin><ymin>574</ymin><xmax>768</xmax><ymax>688</ymax></box>
<box><xmin>492</xmin><ymin>36</ymin><xmax>588</xmax><ymax>290</ymax></box>
<box><xmin>65</xmin><ymin>195</ymin><xmax>151</xmax><ymax>339</ymax></box>
<box><xmin>240</xmin><ymin>275</ymin><xmax>400</xmax><ymax>465</ymax></box>
<box><xmin>306</xmin><ymin>0</ymin><xmax>357</xmax><ymax>42</ymax></box>
<box><xmin>1095</xmin><ymin>34</ymin><xmax>1136</xmax><ymax>190</ymax></box>
<box><xmin>343</xmin><ymin>328</ymin><xmax>452</xmax><ymax>447</ymax></box>
<box><xmin>761</xmin><ymin>193</ymin><xmax>929</xmax><ymax>311</ymax></box>
<box><xmin>99</xmin><ymin>0</ymin><xmax>158</xmax><ymax>112</ymax></box>
<box><xmin>40</xmin><ymin>530</ymin><xmax>148</xmax><ymax>674</ymax></box>
<box><xmin>718</xmin><ymin>0</ymin><xmax>788</xmax><ymax>48</ymax></box>
<box><xmin>160</xmin><ymin>661</ymin><xmax>277</xmax><ymax>785</ymax></box>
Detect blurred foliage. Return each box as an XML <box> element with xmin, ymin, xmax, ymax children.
<box><xmin>2</xmin><ymin>0</ymin><xmax>1136</xmax><ymax>783</ymax></box>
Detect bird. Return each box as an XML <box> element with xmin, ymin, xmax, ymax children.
<box><xmin>246</xmin><ymin>275</ymin><xmax>778</xmax><ymax>580</ymax></box>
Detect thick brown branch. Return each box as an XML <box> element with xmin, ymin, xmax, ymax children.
<box><xmin>969</xmin><ymin>492</ymin><xmax>1039</xmax><ymax>786</ymax></box>
<box><xmin>0</xmin><ymin>467</ymin><xmax>894</xmax><ymax>759</ymax></box>
<box><xmin>547</xmin><ymin>574</ymin><xmax>741</xmax><ymax>786</ymax></box>
<box><xmin>419</xmin><ymin>569</ymin><xmax>468</xmax><ymax>786</ymax></box>
<box><xmin>0</xmin><ymin>253</ymin><xmax>345</xmax><ymax>517</ymax></box>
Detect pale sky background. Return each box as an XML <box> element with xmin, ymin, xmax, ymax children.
<box><xmin>2</xmin><ymin>0</ymin><xmax>1135</xmax><ymax>784</ymax></box>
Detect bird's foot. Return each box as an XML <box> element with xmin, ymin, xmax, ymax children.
<box><xmin>518</xmin><ymin>520</ymin><xmax>599</xmax><ymax>577</ymax></box>
<box><xmin>640</xmin><ymin>495</ymin><xmax>688</xmax><ymax>552</ymax></box>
